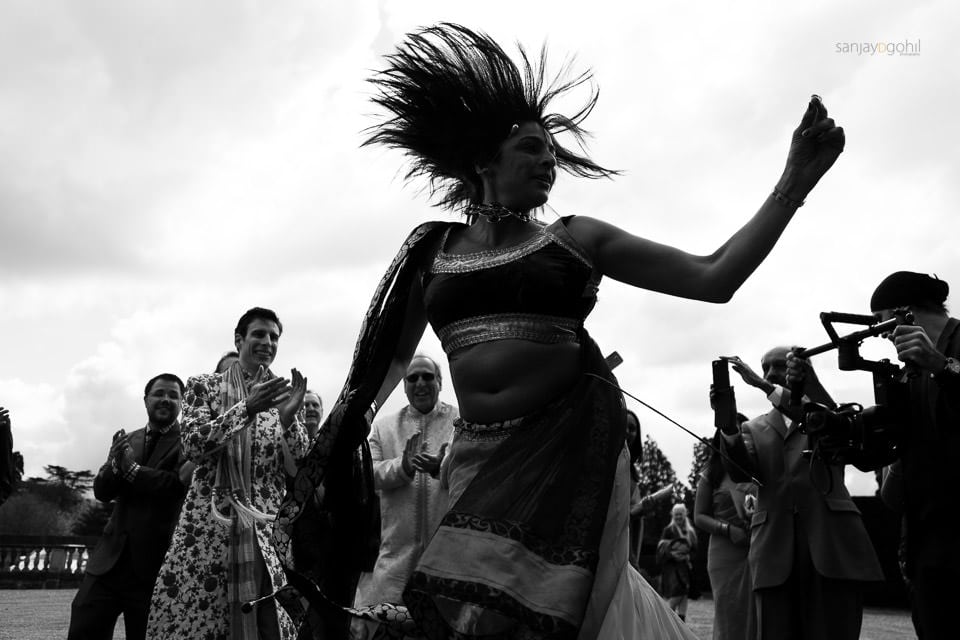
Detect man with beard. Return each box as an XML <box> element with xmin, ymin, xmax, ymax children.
<box><xmin>720</xmin><ymin>348</ymin><xmax>883</xmax><ymax>640</ymax></box>
<box><xmin>354</xmin><ymin>355</ymin><xmax>458</xmax><ymax>611</ymax></box>
<box><xmin>68</xmin><ymin>373</ymin><xmax>192</xmax><ymax>640</ymax></box>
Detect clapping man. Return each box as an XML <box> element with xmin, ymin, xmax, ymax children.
<box><xmin>68</xmin><ymin>374</ymin><xmax>191</xmax><ymax>640</ymax></box>
<box><xmin>354</xmin><ymin>355</ymin><xmax>458</xmax><ymax>610</ymax></box>
<box><xmin>147</xmin><ymin>307</ymin><xmax>309</xmax><ymax>640</ymax></box>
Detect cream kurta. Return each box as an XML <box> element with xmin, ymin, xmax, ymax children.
<box><xmin>146</xmin><ymin>371</ymin><xmax>309</xmax><ymax>640</ymax></box>
<box><xmin>354</xmin><ymin>402</ymin><xmax>457</xmax><ymax>606</ymax></box>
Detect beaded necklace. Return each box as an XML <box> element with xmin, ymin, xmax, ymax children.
<box><xmin>465</xmin><ymin>202</ymin><xmax>531</xmax><ymax>224</ymax></box>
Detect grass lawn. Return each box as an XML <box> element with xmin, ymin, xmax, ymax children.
<box><xmin>0</xmin><ymin>588</ymin><xmax>915</xmax><ymax>640</ymax></box>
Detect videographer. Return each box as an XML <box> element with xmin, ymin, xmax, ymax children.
<box><xmin>718</xmin><ymin>347</ymin><xmax>883</xmax><ymax>640</ymax></box>
<box><xmin>870</xmin><ymin>271</ymin><xmax>960</xmax><ymax>639</ymax></box>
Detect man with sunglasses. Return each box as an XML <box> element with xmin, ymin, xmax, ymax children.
<box><xmin>353</xmin><ymin>354</ymin><xmax>458</xmax><ymax>611</ymax></box>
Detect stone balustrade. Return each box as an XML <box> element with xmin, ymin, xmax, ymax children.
<box><xmin>0</xmin><ymin>535</ymin><xmax>98</xmax><ymax>588</ymax></box>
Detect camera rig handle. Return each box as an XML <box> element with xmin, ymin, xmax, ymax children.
<box><xmin>809</xmin><ymin>311</ymin><xmax>910</xmax><ymax>361</ymax></box>
<box><xmin>789</xmin><ymin>311</ymin><xmax>911</xmax><ymax>408</ymax></box>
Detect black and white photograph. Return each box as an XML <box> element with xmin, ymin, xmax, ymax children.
<box><xmin>1</xmin><ymin>1</ymin><xmax>956</xmax><ymax>638</ymax></box>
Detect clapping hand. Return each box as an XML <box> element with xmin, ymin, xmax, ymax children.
<box><xmin>776</xmin><ymin>95</ymin><xmax>845</xmax><ymax>201</ymax></box>
<box><xmin>277</xmin><ymin>369</ymin><xmax>307</xmax><ymax>429</ymax></box>
<box><xmin>109</xmin><ymin>429</ymin><xmax>134</xmax><ymax>472</ymax></box>
<box><xmin>401</xmin><ymin>432</ymin><xmax>423</xmax><ymax>477</ymax></box>
<box><xmin>412</xmin><ymin>442</ymin><xmax>447</xmax><ymax>477</ymax></box>
<box><xmin>244</xmin><ymin>366</ymin><xmax>293</xmax><ymax>416</ymax></box>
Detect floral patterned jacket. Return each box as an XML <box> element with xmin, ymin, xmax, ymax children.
<box><xmin>146</xmin><ymin>370</ymin><xmax>309</xmax><ymax>640</ymax></box>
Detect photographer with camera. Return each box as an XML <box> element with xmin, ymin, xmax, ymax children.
<box><xmin>870</xmin><ymin>271</ymin><xmax>960</xmax><ymax>640</ymax></box>
<box><xmin>716</xmin><ymin>348</ymin><xmax>883</xmax><ymax>640</ymax></box>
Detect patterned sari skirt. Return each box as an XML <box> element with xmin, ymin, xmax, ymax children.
<box><xmin>398</xmin><ymin>338</ymin><xmax>697</xmax><ymax>640</ymax></box>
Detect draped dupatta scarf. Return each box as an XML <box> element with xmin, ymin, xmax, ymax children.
<box><xmin>271</xmin><ymin>222</ymin><xmax>449</xmax><ymax>607</ymax></box>
<box><xmin>212</xmin><ymin>362</ymin><xmax>283</xmax><ymax>640</ymax></box>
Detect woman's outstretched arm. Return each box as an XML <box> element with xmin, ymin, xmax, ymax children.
<box><xmin>569</xmin><ymin>96</ymin><xmax>844</xmax><ymax>303</ymax></box>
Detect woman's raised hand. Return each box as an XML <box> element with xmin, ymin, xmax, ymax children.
<box><xmin>776</xmin><ymin>95</ymin><xmax>845</xmax><ymax>202</ymax></box>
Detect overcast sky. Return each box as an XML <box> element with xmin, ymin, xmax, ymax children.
<box><xmin>1</xmin><ymin>0</ymin><xmax>956</xmax><ymax>497</ymax></box>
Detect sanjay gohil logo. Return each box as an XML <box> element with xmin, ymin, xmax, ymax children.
<box><xmin>835</xmin><ymin>39</ymin><xmax>920</xmax><ymax>56</ymax></box>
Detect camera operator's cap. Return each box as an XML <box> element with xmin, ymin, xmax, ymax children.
<box><xmin>870</xmin><ymin>271</ymin><xmax>949</xmax><ymax>311</ymax></box>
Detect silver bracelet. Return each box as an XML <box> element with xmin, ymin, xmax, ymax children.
<box><xmin>771</xmin><ymin>188</ymin><xmax>805</xmax><ymax>208</ymax></box>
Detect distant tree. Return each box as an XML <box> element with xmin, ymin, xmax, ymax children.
<box><xmin>45</xmin><ymin>464</ymin><xmax>94</xmax><ymax>494</ymax></box>
<box><xmin>684</xmin><ymin>438</ymin><xmax>714</xmax><ymax>529</ymax></box>
<box><xmin>0</xmin><ymin>492</ymin><xmax>76</xmax><ymax>535</ymax></box>
<box><xmin>0</xmin><ymin>464</ymin><xmax>93</xmax><ymax>535</ymax></box>
<box><xmin>20</xmin><ymin>476</ymin><xmax>59</xmax><ymax>503</ymax></box>
<box><xmin>72</xmin><ymin>499</ymin><xmax>113</xmax><ymax>536</ymax></box>
<box><xmin>636</xmin><ymin>434</ymin><xmax>680</xmax><ymax>544</ymax></box>
<box><xmin>31</xmin><ymin>465</ymin><xmax>95</xmax><ymax>510</ymax></box>
<box><xmin>637</xmin><ymin>434</ymin><xmax>677</xmax><ymax>496</ymax></box>
<box><xmin>688</xmin><ymin>438</ymin><xmax>712</xmax><ymax>492</ymax></box>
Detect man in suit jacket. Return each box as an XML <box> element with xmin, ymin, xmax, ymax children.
<box><xmin>68</xmin><ymin>373</ymin><xmax>192</xmax><ymax>640</ymax></box>
<box><xmin>720</xmin><ymin>348</ymin><xmax>883</xmax><ymax>640</ymax></box>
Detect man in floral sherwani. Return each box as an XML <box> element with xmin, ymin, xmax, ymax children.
<box><xmin>147</xmin><ymin>307</ymin><xmax>309</xmax><ymax>640</ymax></box>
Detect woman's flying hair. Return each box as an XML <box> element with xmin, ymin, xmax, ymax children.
<box><xmin>363</xmin><ymin>22</ymin><xmax>618</xmax><ymax>210</ymax></box>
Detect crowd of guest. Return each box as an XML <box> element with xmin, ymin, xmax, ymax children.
<box><xmin>1</xmin><ymin>269</ymin><xmax>956</xmax><ymax>640</ymax></box>
<box><xmin>0</xmin><ymin>17</ymin><xmax>955</xmax><ymax>640</ymax></box>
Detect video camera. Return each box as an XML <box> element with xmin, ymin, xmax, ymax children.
<box><xmin>790</xmin><ymin>309</ymin><xmax>912</xmax><ymax>468</ymax></box>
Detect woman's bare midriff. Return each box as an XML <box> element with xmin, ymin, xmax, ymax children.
<box><xmin>447</xmin><ymin>339</ymin><xmax>582</xmax><ymax>423</ymax></box>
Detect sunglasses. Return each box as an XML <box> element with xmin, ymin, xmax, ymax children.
<box><xmin>405</xmin><ymin>372</ymin><xmax>436</xmax><ymax>383</ymax></box>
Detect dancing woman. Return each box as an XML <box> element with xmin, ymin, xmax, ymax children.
<box><xmin>273</xmin><ymin>23</ymin><xmax>844</xmax><ymax>639</ymax></box>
